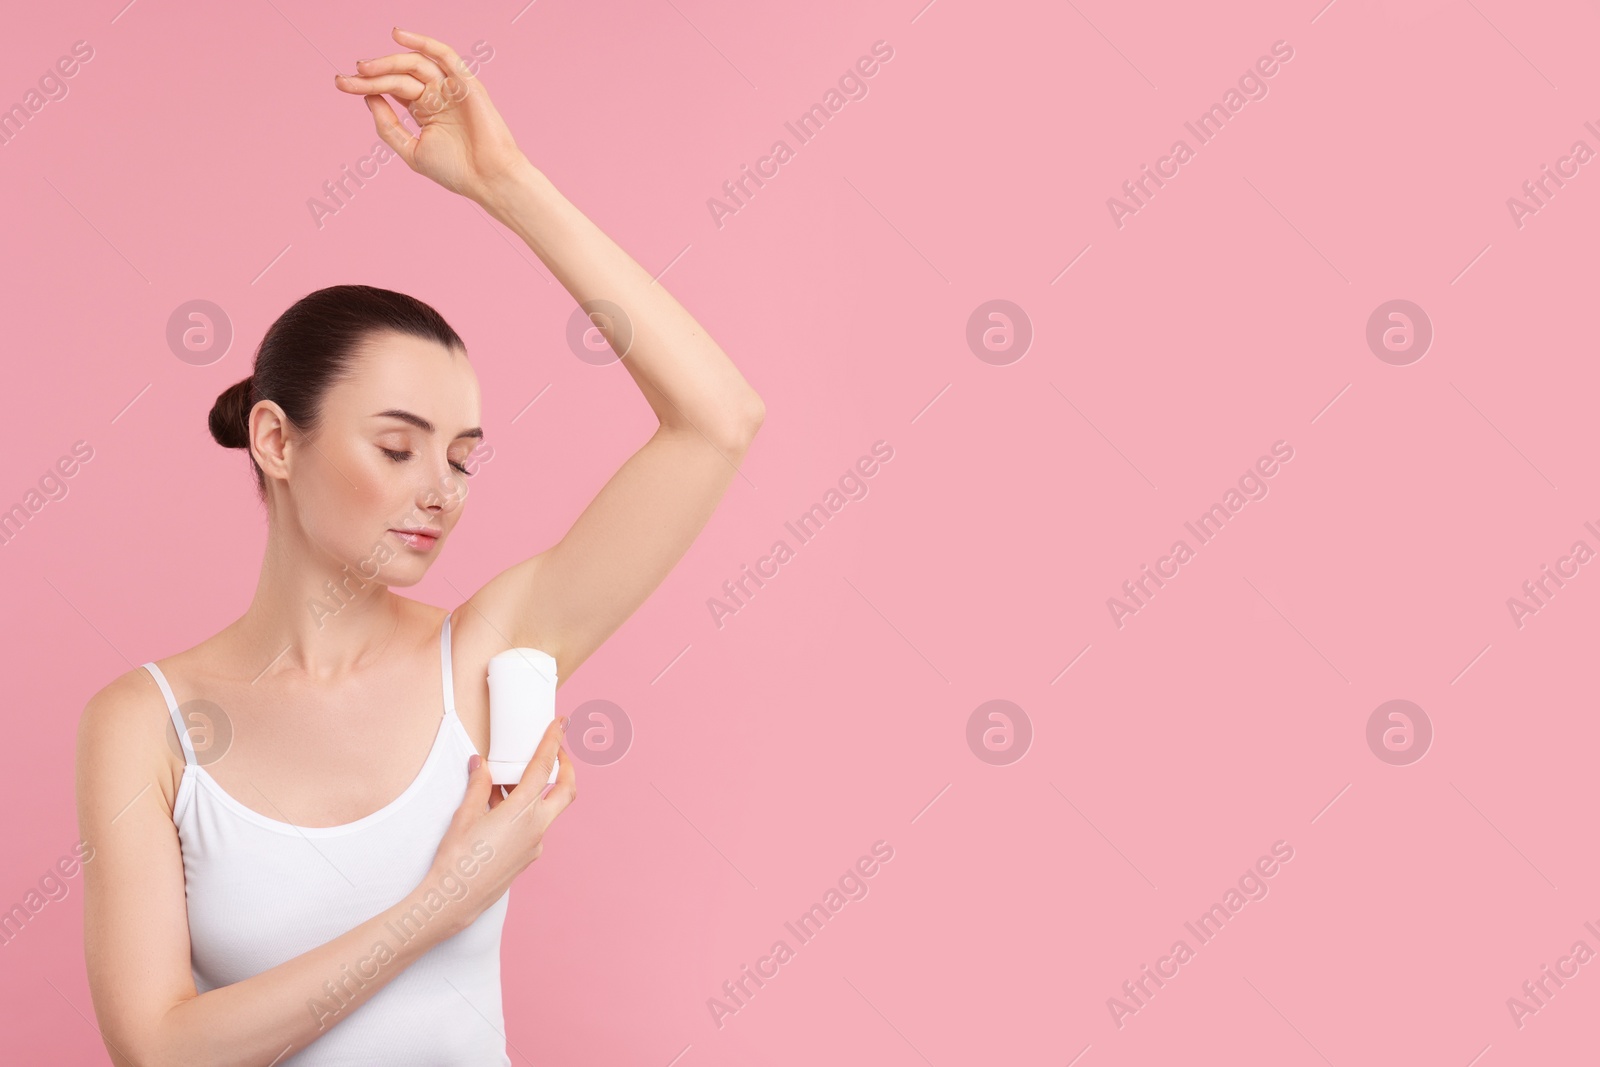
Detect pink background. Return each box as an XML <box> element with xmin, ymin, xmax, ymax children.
<box><xmin>3</xmin><ymin>0</ymin><xmax>1597</xmax><ymax>1063</ymax></box>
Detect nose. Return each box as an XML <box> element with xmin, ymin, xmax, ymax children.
<box><xmin>417</xmin><ymin>460</ymin><xmax>468</xmax><ymax>516</ymax></box>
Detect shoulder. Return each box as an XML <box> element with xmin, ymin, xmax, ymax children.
<box><xmin>80</xmin><ymin>665</ymin><xmax>166</xmax><ymax>738</ymax></box>
<box><xmin>77</xmin><ymin>665</ymin><xmax>184</xmax><ymax>815</ymax></box>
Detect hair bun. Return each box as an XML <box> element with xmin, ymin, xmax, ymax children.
<box><xmin>208</xmin><ymin>375</ymin><xmax>255</xmax><ymax>450</ymax></box>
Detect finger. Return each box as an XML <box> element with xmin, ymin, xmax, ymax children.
<box><xmin>363</xmin><ymin>94</ymin><xmax>418</xmax><ymax>168</ymax></box>
<box><xmin>521</xmin><ymin>743</ymin><xmax>577</xmax><ymax>837</ymax></box>
<box><xmin>508</xmin><ymin>718</ymin><xmax>567</xmax><ymax>825</ymax></box>
<box><xmin>514</xmin><ymin>716</ymin><xmax>566</xmax><ymax>794</ymax></box>
<box><xmin>541</xmin><ymin>739</ymin><xmax>578</xmax><ymax>816</ymax></box>
<box><xmin>392</xmin><ymin>27</ymin><xmax>476</xmax><ymax>84</ymax></box>
<box><xmin>487</xmin><ymin>783</ymin><xmax>510</xmax><ymax>811</ymax></box>
<box><xmin>461</xmin><ymin>752</ymin><xmax>495</xmax><ymax>813</ymax></box>
<box><xmin>335</xmin><ymin>71</ymin><xmax>429</xmax><ymax>102</ymax></box>
<box><xmin>356</xmin><ymin>52</ymin><xmax>446</xmax><ymax>90</ymax></box>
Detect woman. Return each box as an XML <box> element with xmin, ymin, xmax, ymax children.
<box><xmin>75</xmin><ymin>27</ymin><xmax>763</xmax><ymax>1066</ymax></box>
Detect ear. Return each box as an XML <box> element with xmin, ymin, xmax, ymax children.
<box><xmin>250</xmin><ymin>401</ymin><xmax>294</xmax><ymax>485</ymax></box>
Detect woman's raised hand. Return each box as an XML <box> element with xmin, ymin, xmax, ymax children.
<box><xmin>333</xmin><ymin>27</ymin><xmax>529</xmax><ymax>203</ymax></box>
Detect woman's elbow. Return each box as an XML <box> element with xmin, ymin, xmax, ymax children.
<box><xmin>698</xmin><ymin>391</ymin><xmax>763</xmax><ymax>452</ymax></box>
<box><xmin>733</xmin><ymin>393</ymin><xmax>765</xmax><ymax>443</ymax></box>
<box><xmin>102</xmin><ymin>997</ymin><xmax>184</xmax><ymax>1067</ymax></box>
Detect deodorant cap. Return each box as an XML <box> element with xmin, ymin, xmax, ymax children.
<box><xmin>489</xmin><ymin>647</ymin><xmax>557</xmax><ymax>681</ymax></box>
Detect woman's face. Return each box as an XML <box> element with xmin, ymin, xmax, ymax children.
<box><xmin>286</xmin><ymin>330</ymin><xmax>483</xmax><ymax>588</ymax></box>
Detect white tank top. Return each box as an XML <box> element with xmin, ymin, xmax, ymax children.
<box><xmin>141</xmin><ymin>614</ymin><xmax>512</xmax><ymax>1066</ymax></box>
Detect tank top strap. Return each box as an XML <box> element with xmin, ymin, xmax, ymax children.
<box><xmin>440</xmin><ymin>611</ymin><xmax>457</xmax><ymax>721</ymax></box>
<box><xmin>142</xmin><ymin>662</ymin><xmax>198</xmax><ymax>766</ymax></box>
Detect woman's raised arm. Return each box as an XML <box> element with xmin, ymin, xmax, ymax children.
<box><xmin>337</xmin><ymin>28</ymin><xmax>765</xmax><ymax>681</ymax></box>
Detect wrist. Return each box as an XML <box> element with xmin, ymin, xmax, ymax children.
<box><xmin>402</xmin><ymin>865</ymin><xmax>476</xmax><ymax>942</ymax></box>
<box><xmin>475</xmin><ymin>157</ymin><xmax>546</xmax><ymax>219</ymax></box>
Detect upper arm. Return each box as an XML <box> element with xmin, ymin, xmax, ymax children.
<box><xmin>76</xmin><ymin>670</ymin><xmax>200</xmax><ymax>1065</ymax></box>
<box><xmin>462</xmin><ymin>414</ymin><xmax>761</xmax><ymax>683</ymax></box>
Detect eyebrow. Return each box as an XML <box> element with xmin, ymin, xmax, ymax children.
<box><xmin>372</xmin><ymin>409</ymin><xmax>484</xmax><ymax>440</ymax></box>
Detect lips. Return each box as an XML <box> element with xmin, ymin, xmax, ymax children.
<box><xmin>392</xmin><ymin>528</ymin><xmax>441</xmax><ymax>550</ymax></box>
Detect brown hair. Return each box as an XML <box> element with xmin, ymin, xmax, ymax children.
<box><xmin>208</xmin><ymin>284</ymin><xmax>465</xmax><ymax>497</ymax></box>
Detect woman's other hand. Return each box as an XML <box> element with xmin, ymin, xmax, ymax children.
<box><xmin>334</xmin><ymin>27</ymin><xmax>529</xmax><ymax>203</ymax></box>
<box><xmin>426</xmin><ymin>715</ymin><xmax>577</xmax><ymax>932</ymax></box>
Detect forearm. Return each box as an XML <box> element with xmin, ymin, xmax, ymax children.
<box><xmin>136</xmin><ymin>876</ymin><xmax>469</xmax><ymax>1067</ymax></box>
<box><xmin>477</xmin><ymin>161</ymin><xmax>763</xmax><ymax>443</ymax></box>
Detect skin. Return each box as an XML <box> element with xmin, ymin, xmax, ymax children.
<box><xmin>75</xmin><ymin>27</ymin><xmax>763</xmax><ymax>1067</ymax></box>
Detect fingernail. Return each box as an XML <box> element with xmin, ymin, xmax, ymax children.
<box><xmin>560</xmin><ymin>716</ymin><xmax>569</xmax><ymax>733</ymax></box>
<box><xmin>468</xmin><ymin>753</ymin><xmax>482</xmax><ymax>773</ymax></box>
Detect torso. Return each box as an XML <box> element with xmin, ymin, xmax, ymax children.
<box><xmin>150</xmin><ymin>596</ymin><xmax>518</xmax><ymax>826</ymax></box>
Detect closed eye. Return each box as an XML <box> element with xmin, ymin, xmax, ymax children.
<box><xmin>380</xmin><ymin>447</ymin><xmax>473</xmax><ymax>477</ymax></box>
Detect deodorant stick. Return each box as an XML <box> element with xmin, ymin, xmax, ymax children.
<box><xmin>486</xmin><ymin>647</ymin><xmax>559</xmax><ymax>786</ymax></box>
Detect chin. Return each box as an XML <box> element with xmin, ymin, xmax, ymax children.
<box><xmin>379</xmin><ymin>561</ymin><xmax>431</xmax><ymax>587</ymax></box>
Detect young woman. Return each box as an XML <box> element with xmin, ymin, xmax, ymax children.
<box><xmin>75</xmin><ymin>27</ymin><xmax>763</xmax><ymax>1066</ymax></box>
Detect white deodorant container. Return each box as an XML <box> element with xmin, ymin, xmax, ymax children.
<box><xmin>486</xmin><ymin>647</ymin><xmax>559</xmax><ymax>786</ymax></box>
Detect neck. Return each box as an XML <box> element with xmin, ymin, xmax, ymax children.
<box><xmin>226</xmin><ymin>517</ymin><xmax>409</xmax><ymax>684</ymax></box>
